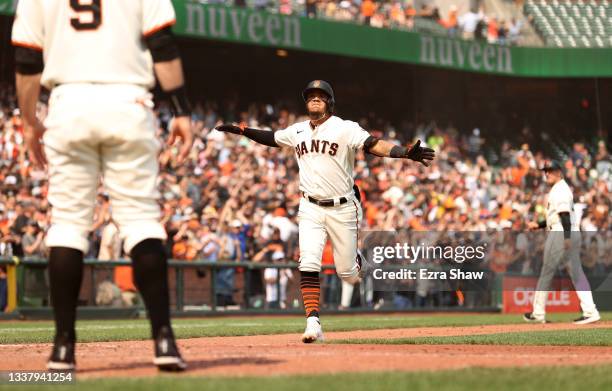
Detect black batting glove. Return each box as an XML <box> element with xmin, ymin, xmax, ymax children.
<box><xmin>406</xmin><ymin>140</ymin><xmax>436</xmax><ymax>167</ymax></box>
<box><xmin>215</xmin><ymin>123</ymin><xmax>244</xmax><ymax>135</ymax></box>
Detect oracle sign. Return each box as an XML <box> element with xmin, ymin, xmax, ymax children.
<box><xmin>502</xmin><ymin>276</ymin><xmax>580</xmax><ymax>314</ymax></box>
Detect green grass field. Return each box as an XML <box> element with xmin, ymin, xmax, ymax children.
<box><xmin>2</xmin><ymin>366</ymin><xmax>612</xmax><ymax>391</ymax></box>
<box><xmin>0</xmin><ymin>312</ymin><xmax>605</xmax><ymax>344</ymax></box>
<box><xmin>334</xmin><ymin>327</ymin><xmax>612</xmax><ymax>346</ymax></box>
<box><xmin>1</xmin><ymin>312</ymin><xmax>611</xmax><ymax>391</ymax></box>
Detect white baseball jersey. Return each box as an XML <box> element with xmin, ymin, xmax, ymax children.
<box><xmin>11</xmin><ymin>0</ymin><xmax>176</xmax><ymax>90</ymax></box>
<box><xmin>546</xmin><ymin>179</ymin><xmax>579</xmax><ymax>231</ymax></box>
<box><xmin>274</xmin><ymin>115</ymin><xmax>370</xmax><ymax>199</ymax></box>
<box><xmin>533</xmin><ymin>178</ymin><xmax>597</xmax><ymax>319</ymax></box>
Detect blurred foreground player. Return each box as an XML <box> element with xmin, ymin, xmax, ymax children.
<box><xmin>12</xmin><ymin>0</ymin><xmax>193</xmax><ymax>371</ymax></box>
<box><xmin>216</xmin><ymin>80</ymin><xmax>435</xmax><ymax>342</ymax></box>
<box><xmin>524</xmin><ymin>161</ymin><xmax>600</xmax><ymax>325</ymax></box>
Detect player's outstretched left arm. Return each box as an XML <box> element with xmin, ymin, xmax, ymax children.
<box><xmin>215</xmin><ymin>124</ymin><xmax>280</xmax><ymax>148</ymax></box>
<box><xmin>365</xmin><ymin>138</ymin><xmax>435</xmax><ymax>167</ymax></box>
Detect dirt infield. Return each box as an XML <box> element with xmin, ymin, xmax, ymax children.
<box><xmin>1</xmin><ymin>321</ymin><xmax>612</xmax><ymax>378</ymax></box>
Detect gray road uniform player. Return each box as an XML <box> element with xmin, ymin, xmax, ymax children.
<box><xmin>13</xmin><ymin>0</ymin><xmax>193</xmax><ymax>371</ymax></box>
<box><xmin>524</xmin><ymin>161</ymin><xmax>600</xmax><ymax>325</ymax></box>
<box><xmin>216</xmin><ymin>80</ymin><xmax>435</xmax><ymax>343</ymax></box>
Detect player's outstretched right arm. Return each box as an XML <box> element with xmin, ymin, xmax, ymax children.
<box><xmin>216</xmin><ymin>124</ymin><xmax>280</xmax><ymax>148</ymax></box>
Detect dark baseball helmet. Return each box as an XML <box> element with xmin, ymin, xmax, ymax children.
<box><xmin>302</xmin><ymin>80</ymin><xmax>335</xmax><ymax>113</ymax></box>
<box><xmin>542</xmin><ymin>160</ymin><xmax>564</xmax><ymax>173</ymax></box>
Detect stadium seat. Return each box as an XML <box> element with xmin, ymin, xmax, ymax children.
<box><xmin>523</xmin><ymin>0</ymin><xmax>611</xmax><ymax>47</ymax></box>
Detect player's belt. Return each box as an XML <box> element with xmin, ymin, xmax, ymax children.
<box><xmin>303</xmin><ymin>193</ymin><xmax>348</xmax><ymax>207</ymax></box>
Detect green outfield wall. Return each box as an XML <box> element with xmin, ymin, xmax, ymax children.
<box><xmin>2</xmin><ymin>0</ymin><xmax>612</xmax><ymax>77</ymax></box>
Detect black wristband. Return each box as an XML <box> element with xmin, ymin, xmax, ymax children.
<box><xmin>166</xmin><ymin>86</ymin><xmax>192</xmax><ymax>117</ymax></box>
<box><xmin>390</xmin><ymin>145</ymin><xmax>408</xmax><ymax>158</ymax></box>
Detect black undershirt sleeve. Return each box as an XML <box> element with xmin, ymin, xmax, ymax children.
<box><xmin>363</xmin><ymin>136</ymin><xmax>379</xmax><ymax>154</ymax></box>
<box><xmin>243</xmin><ymin>127</ymin><xmax>279</xmax><ymax>148</ymax></box>
<box><xmin>144</xmin><ymin>27</ymin><xmax>179</xmax><ymax>63</ymax></box>
<box><xmin>559</xmin><ymin>212</ymin><xmax>571</xmax><ymax>239</ymax></box>
<box><xmin>14</xmin><ymin>46</ymin><xmax>43</xmax><ymax>75</ymax></box>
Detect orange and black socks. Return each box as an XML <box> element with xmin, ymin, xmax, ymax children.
<box><xmin>300</xmin><ymin>271</ymin><xmax>320</xmax><ymax>318</ymax></box>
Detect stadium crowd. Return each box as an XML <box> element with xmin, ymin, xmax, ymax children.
<box><xmin>235</xmin><ymin>0</ymin><xmax>524</xmax><ymax>45</ymax></box>
<box><xmin>0</xmin><ymin>82</ymin><xmax>610</xmax><ymax>311</ymax></box>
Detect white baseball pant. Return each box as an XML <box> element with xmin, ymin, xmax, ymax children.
<box><xmin>43</xmin><ymin>83</ymin><xmax>167</xmax><ymax>255</ymax></box>
<box><xmin>297</xmin><ymin>195</ymin><xmax>361</xmax><ymax>284</ymax></box>
<box><xmin>532</xmin><ymin>231</ymin><xmax>598</xmax><ymax>319</ymax></box>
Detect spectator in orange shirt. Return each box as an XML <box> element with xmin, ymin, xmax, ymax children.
<box><xmin>408</xmin><ymin>209</ymin><xmax>426</xmax><ymax>230</ymax></box>
<box><xmin>219</xmin><ymin>160</ymin><xmax>235</xmax><ymax>177</ymax></box>
<box><xmin>487</xmin><ymin>15</ymin><xmax>499</xmax><ymax>43</ymax></box>
<box><xmin>442</xmin><ymin>4</ymin><xmax>459</xmax><ymax>36</ymax></box>
<box><xmin>114</xmin><ymin>265</ymin><xmax>137</xmax><ymax>307</ymax></box>
<box><xmin>172</xmin><ymin>234</ymin><xmax>195</xmax><ymax>260</ymax></box>
<box><xmin>405</xmin><ymin>3</ymin><xmax>417</xmax><ymax>17</ymax></box>
<box><xmin>365</xmin><ymin>203</ymin><xmax>380</xmax><ymax>227</ymax></box>
<box><xmin>499</xmin><ymin>203</ymin><xmax>513</xmax><ymax>221</ymax></box>
<box><xmin>404</xmin><ymin>3</ymin><xmax>416</xmax><ymax>29</ymax></box>
<box><xmin>321</xmin><ymin>240</ymin><xmax>339</xmax><ymax>308</ymax></box>
<box><xmin>389</xmin><ymin>1</ymin><xmax>405</xmax><ymax>28</ymax></box>
<box><xmin>361</xmin><ymin>0</ymin><xmax>376</xmax><ymax>25</ymax></box>
<box><xmin>509</xmin><ymin>160</ymin><xmax>529</xmax><ymax>187</ymax></box>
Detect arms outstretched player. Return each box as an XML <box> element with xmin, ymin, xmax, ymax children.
<box><xmin>217</xmin><ymin>80</ymin><xmax>434</xmax><ymax>342</ymax></box>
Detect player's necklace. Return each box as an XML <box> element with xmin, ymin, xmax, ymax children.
<box><xmin>309</xmin><ymin>114</ymin><xmax>329</xmax><ymax>129</ymax></box>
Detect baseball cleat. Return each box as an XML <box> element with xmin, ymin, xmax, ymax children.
<box><xmin>47</xmin><ymin>333</ymin><xmax>76</xmax><ymax>371</ymax></box>
<box><xmin>301</xmin><ymin>316</ymin><xmax>324</xmax><ymax>343</ymax></box>
<box><xmin>153</xmin><ymin>326</ymin><xmax>187</xmax><ymax>372</ymax></box>
<box><xmin>523</xmin><ymin>312</ymin><xmax>548</xmax><ymax>324</ymax></box>
<box><xmin>573</xmin><ymin>314</ymin><xmax>601</xmax><ymax>325</ymax></box>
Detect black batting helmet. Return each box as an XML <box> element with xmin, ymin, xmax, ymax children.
<box><xmin>302</xmin><ymin>80</ymin><xmax>335</xmax><ymax>113</ymax></box>
<box><xmin>542</xmin><ymin>160</ymin><xmax>565</xmax><ymax>175</ymax></box>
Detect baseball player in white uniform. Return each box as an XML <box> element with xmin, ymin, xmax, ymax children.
<box><xmin>524</xmin><ymin>161</ymin><xmax>600</xmax><ymax>324</ymax></box>
<box><xmin>216</xmin><ymin>80</ymin><xmax>435</xmax><ymax>342</ymax></box>
<box><xmin>13</xmin><ymin>0</ymin><xmax>193</xmax><ymax>371</ymax></box>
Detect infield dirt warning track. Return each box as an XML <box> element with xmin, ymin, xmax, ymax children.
<box><xmin>1</xmin><ymin>322</ymin><xmax>612</xmax><ymax>378</ymax></box>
